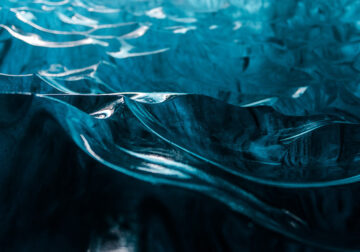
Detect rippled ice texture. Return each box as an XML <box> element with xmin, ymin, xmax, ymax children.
<box><xmin>2</xmin><ymin>0</ymin><xmax>360</xmax><ymax>251</ymax></box>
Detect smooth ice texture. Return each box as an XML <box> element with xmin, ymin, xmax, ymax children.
<box><xmin>2</xmin><ymin>0</ymin><xmax>360</xmax><ymax>251</ymax></box>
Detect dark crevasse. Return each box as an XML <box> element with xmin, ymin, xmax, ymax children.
<box><xmin>1</xmin><ymin>0</ymin><xmax>360</xmax><ymax>251</ymax></box>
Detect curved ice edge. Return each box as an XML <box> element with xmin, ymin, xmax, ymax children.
<box><xmin>1</xmin><ymin>91</ymin><xmax>359</xmax><ymax>189</ymax></box>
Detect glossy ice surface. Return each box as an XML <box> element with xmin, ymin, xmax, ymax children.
<box><xmin>1</xmin><ymin>0</ymin><xmax>360</xmax><ymax>251</ymax></box>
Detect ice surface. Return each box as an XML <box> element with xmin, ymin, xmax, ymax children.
<box><xmin>1</xmin><ymin>0</ymin><xmax>360</xmax><ymax>251</ymax></box>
